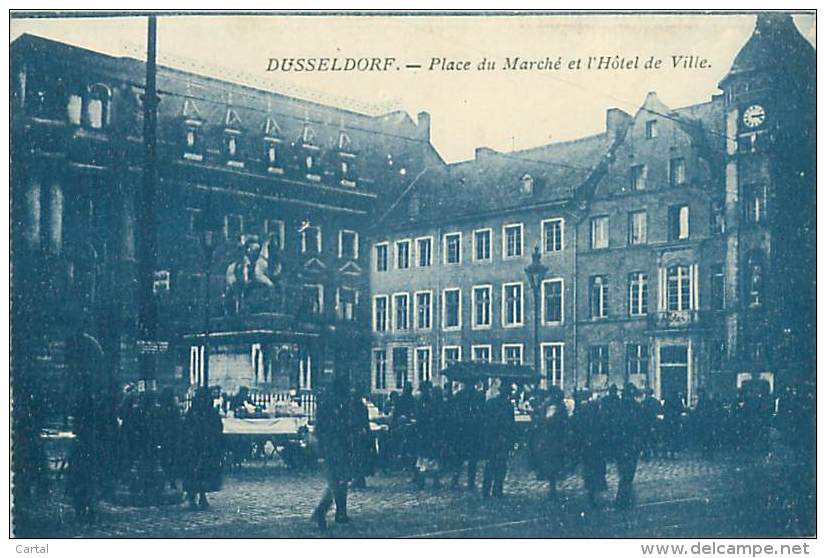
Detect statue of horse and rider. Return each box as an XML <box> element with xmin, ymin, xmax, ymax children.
<box><xmin>224</xmin><ymin>233</ymin><xmax>283</xmax><ymax>314</ymax></box>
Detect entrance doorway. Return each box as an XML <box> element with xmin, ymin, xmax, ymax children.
<box><xmin>659</xmin><ymin>344</ymin><xmax>688</xmax><ymax>403</ymax></box>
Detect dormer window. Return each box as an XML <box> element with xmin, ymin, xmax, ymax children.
<box><xmin>301</xmin><ymin>122</ymin><xmax>317</xmax><ymax>146</ymax></box>
<box><xmin>66</xmin><ymin>93</ymin><xmax>82</xmax><ymax>126</ymax></box>
<box><xmin>86</xmin><ymin>84</ymin><xmax>111</xmax><ymax>129</ymax></box>
<box><xmin>520</xmin><ymin>174</ymin><xmax>534</xmax><ymax>195</ymax></box>
<box><xmin>224</xmin><ymin>131</ymin><xmax>244</xmax><ymax>168</ymax></box>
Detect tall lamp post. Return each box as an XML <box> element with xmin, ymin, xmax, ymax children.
<box><xmin>525</xmin><ymin>246</ymin><xmax>548</xmax><ymax>388</ymax></box>
<box><xmin>199</xmin><ymin>202</ymin><xmax>222</xmax><ymax>390</ymax></box>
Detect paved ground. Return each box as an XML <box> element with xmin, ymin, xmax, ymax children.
<box><xmin>13</xmin><ymin>445</ymin><xmax>814</xmax><ymax>538</ymax></box>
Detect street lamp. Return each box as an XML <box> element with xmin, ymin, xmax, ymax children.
<box><xmin>525</xmin><ymin>246</ymin><xmax>548</xmax><ymax>388</ymax></box>
<box><xmin>199</xmin><ymin>203</ymin><xmax>222</xmax><ymax>389</ymax></box>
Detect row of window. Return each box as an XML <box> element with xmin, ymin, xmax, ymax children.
<box><xmin>590</xmin><ymin>204</ymin><xmax>689</xmax><ymax>250</ymax></box>
<box><xmin>371</xmin><ymin>262</ymin><xmax>737</xmax><ymax>333</ymax></box>
<box><xmin>372</xmin><ymin>279</ymin><xmax>564</xmax><ymax>332</ymax></box>
<box><xmin>372</xmin><ymin>342</ymin><xmax>565</xmax><ymax>390</ymax></box>
<box><xmin>587</xmin><ymin>343</ymin><xmax>651</xmax><ymax>379</ymax></box>
<box><xmin>374</xmin><ymin>218</ymin><xmax>564</xmax><ymax>272</ymax></box>
<box><xmin>186</xmin><ymin>210</ymin><xmax>360</xmax><ymax>259</ymax></box>
<box><xmin>628</xmin><ymin>157</ymin><xmax>687</xmax><ymax>191</ymax></box>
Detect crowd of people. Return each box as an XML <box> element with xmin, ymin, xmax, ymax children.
<box><xmin>14</xmin><ymin>370</ymin><xmax>813</xmax><ymax>531</ymax></box>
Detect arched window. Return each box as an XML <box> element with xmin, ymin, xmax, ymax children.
<box><xmin>86</xmin><ymin>84</ymin><xmax>111</xmax><ymax>129</ymax></box>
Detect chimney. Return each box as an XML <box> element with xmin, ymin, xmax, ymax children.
<box><xmin>417</xmin><ymin>111</ymin><xmax>431</xmax><ymax>141</ymax></box>
<box><xmin>475</xmin><ymin>146</ymin><xmax>497</xmax><ymax>160</ymax></box>
<box><xmin>605</xmin><ymin>107</ymin><xmax>632</xmax><ymax>141</ymax></box>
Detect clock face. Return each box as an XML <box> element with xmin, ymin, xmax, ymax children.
<box><xmin>743</xmin><ymin>105</ymin><xmax>766</xmax><ymax>128</ymax></box>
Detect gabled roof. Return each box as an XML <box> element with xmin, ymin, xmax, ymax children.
<box><xmin>379</xmin><ymin>131</ymin><xmax>615</xmax><ymax>227</ymax></box>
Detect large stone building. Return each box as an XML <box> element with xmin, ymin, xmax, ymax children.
<box><xmin>11</xmin><ymin>33</ymin><xmax>441</xmax><ymax>406</ymax></box>
<box><xmin>367</xmin><ymin>14</ymin><xmax>815</xmax><ymax>404</ymax></box>
<box><xmin>10</xmin><ymin>14</ymin><xmax>815</xmax><ymax>410</ymax></box>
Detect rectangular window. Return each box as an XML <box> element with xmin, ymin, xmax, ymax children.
<box><xmin>185</xmin><ymin>208</ymin><xmax>201</xmax><ymax>238</ymax></box>
<box><xmin>502</xmin><ymin>344</ymin><xmax>523</xmax><ymax>366</ymax></box>
<box><xmin>301</xmin><ymin>225</ymin><xmax>321</xmax><ymax>254</ymax></box>
<box><xmin>225</xmin><ymin>213</ymin><xmax>244</xmax><ymax>241</ymax></box>
<box><xmin>629</xmin><ymin>211</ymin><xmax>647</xmax><ymax>245</ymax></box>
<box><xmin>396</xmin><ymin>240</ymin><xmax>410</xmax><ymax>270</ymax></box>
<box><xmin>668</xmin><ymin>205</ymin><xmax>690</xmax><ymax>241</ymax></box>
<box><xmin>474</xmin><ymin>229</ymin><xmax>492</xmax><ymax>261</ymax></box>
<box><xmin>394</xmin><ymin>293</ymin><xmax>410</xmax><ymax>330</ymax></box>
<box><xmin>626</xmin><ymin>343</ymin><xmax>649</xmax><ymax>377</ymax></box>
<box><xmin>746</xmin><ymin>183</ymin><xmax>767</xmax><ymax>223</ymax></box>
<box><xmin>711</xmin><ymin>263</ymin><xmax>725</xmax><ymax>310</ymax></box>
<box><xmin>373</xmin><ymin>349</ymin><xmax>388</xmax><ymax>390</ymax></box>
<box><xmin>375</xmin><ymin>243</ymin><xmax>388</xmax><ymax>272</ymax></box>
<box><xmin>590</xmin><ymin>275</ymin><xmax>609</xmax><ymax>319</ymax></box>
<box><xmin>339</xmin><ymin>230</ymin><xmax>358</xmax><ymax>259</ymax></box>
<box><xmin>265</xmin><ymin>219</ymin><xmax>285</xmax><ymax>250</ymax></box>
<box><xmin>417</xmin><ymin>237</ymin><xmax>432</xmax><ymax>267</ymax></box>
<box><xmin>503</xmin><ymin>282</ymin><xmax>524</xmax><ymax>327</ymax></box>
<box><xmin>415</xmin><ymin>291</ymin><xmax>432</xmax><ymax>329</ymax></box>
<box><xmin>667</xmin><ymin>266</ymin><xmax>692</xmax><ymax>312</ymax></box>
<box><xmin>542</xmin><ymin>218</ymin><xmax>564</xmax><ymax>253</ymax></box>
<box><xmin>444</xmin><ymin>233</ymin><xmax>462</xmax><ymax>264</ymax></box>
<box><xmin>542</xmin><ymin>278</ymin><xmax>564</xmax><ymax>324</ymax></box>
<box><xmin>631</xmin><ymin>164</ymin><xmax>647</xmax><ymax>191</ymax></box>
<box><xmin>67</xmin><ymin>94</ymin><xmax>83</xmax><ymax>125</ymax></box>
<box><xmin>392</xmin><ymin>347</ymin><xmax>409</xmax><ymax>388</ymax></box>
<box><xmin>303</xmin><ymin>284</ymin><xmax>323</xmax><ymax>315</ymax></box>
<box><xmin>709</xmin><ymin>340</ymin><xmax>726</xmax><ymax>370</ymax></box>
<box><xmin>443</xmin><ymin>346</ymin><xmax>461</xmax><ymax>369</ymax></box>
<box><xmin>443</xmin><ymin>288</ymin><xmax>461</xmax><ymax>330</ymax></box>
<box><xmin>415</xmin><ymin>347</ymin><xmax>432</xmax><ymax>383</ymax></box>
<box><xmin>503</xmin><ymin>224</ymin><xmax>523</xmax><ymax>259</ymax></box>
<box><xmin>628</xmin><ymin>272</ymin><xmax>649</xmax><ymax>316</ymax></box>
<box><xmin>472</xmin><ymin>285</ymin><xmax>492</xmax><ymax>328</ymax></box>
<box><xmin>669</xmin><ymin>157</ymin><xmax>686</xmax><ymax>186</ymax></box>
<box><xmin>153</xmin><ymin>270</ymin><xmax>171</xmax><ymax>294</ymax></box>
<box><xmin>710</xmin><ymin>202</ymin><xmax>726</xmax><ymax>235</ymax></box>
<box><xmin>591</xmin><ymin>216</ymin><xmax>609</xmax><ymax>249</ymax></box>
<box><xmin>472</xmin><ymin>345</ymin><xmax>491</xmax><ymax>364</ymax></box>
<box><xmin>338</xmin><ymin>287</ymin><xmax>358</xmax><ymax>321</ymax></box>
<box><xmin>588</xmin><ymin>345</ymin><xmax>609</xmax><ymax>378</ymax></box>
<box><xmin>645</xmin><ymin>120</ymin><xmax>658</xmax><ymax>139</ymax></box>
<box><xmin>542</xmin><ymin>343</ymin><xmax>564</xmax><ymax>388</ymax></box>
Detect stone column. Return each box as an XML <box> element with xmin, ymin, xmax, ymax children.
<box><xmin>48</xmin><ymin>180</ymin><xmax>63</xmax><ymax>256</ymax></box>
<box><xmin>23</xmin><ymin>176</ymin><xmax>41</xmax><ymax>250</ymax></box>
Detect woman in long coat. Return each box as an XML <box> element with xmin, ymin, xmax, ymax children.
<box><xmin>182</xmin><ymin>388</ymin><xmax>223</xmax><ymax>509</ymax></box>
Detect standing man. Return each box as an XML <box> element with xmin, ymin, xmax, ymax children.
<box><xmin>614</xmin><ymin>383</ymin><xmax>644</xmax><ymax>509</ymax></box>
<box><xmin>451</xmin><ymin>381</ymin><xmax>486</xmax><ymax>490</ymax></box>
<box><xmin>640</xmin><ymin>388</ymin><xmax>662</xmax><ymax>459</ymax></box>
<box><xmin>482</xmin><ymin>382</ymin><xmax>516</xmax><ymax>499</ymax></box>
<box><xmin>312</xmin><ymin>375</ymin><xmax>358</xmax><ymax>530</ymax></box>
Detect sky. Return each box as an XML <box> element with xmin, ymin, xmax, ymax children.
<box><xmin>10</xmin><ymin>13</ymin><xmax>816</xmax><ymax>163</ymax></box>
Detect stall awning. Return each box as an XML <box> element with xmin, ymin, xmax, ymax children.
<box><xmin>440</xmin><ymin>362</ymin><xmax>540</xmax><ymax>383</ymax></box>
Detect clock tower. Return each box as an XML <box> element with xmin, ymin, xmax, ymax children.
<box><xmin>718</xmin><ymin>13</ymin><xmax>815</xmax><ymax>392</ymax></box>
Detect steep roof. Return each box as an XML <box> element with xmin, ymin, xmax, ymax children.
<box><xmin>379</xmin><ymin>131</ymin><xmax>615</xmax><ymax>228</ymax></box>
<box><xmin>720</xmin><ymin>13</ymin><xmax>815</xmax><ymax>86</ymax></box>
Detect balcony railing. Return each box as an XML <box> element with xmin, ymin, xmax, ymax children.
<box><xmin>648</xmin><ymin>309</ymin><xmax>703</xmax><ymax>330</ymax></box>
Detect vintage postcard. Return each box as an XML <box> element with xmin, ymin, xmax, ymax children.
<box><xmin>8</xmin><ymin>9</ymin><xmax>816</xmax><ymax>544</ymax></box>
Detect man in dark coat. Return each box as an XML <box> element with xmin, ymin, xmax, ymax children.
<box><xmin>411</xmin><ymin>381</ymin><xmax>444</xmax><ymax>488</ymax></box>
<box><xmin>391</xmin><ymin>383</ymin><xmax>417</xmax><ymax>472</ymax></box>
<box><xmin>349</xmin><ymin>390</ymin><xmax>374</xmax><ymax>489</ymax></box>
<box><xmin>613</xmin><ymin>383</ymin><xmax>645</xmax><ymax>509</ymax></box>
<box><xmin>482</xmin><ymin>383</ymin><xmax>516</xmax><ymax>499</ymax></box>
<box><xmin>312</xmin><ymin>376</ymin><xmax>359</xmax><ymax>530</ymax></box>
<box><xmin>450</xmin><ymin>381</ymin><xmax>486</xmax><ymax>490</ymax></box>
<box><xmin>572</xmin><ymin>390</ymin><xmax>608</xmax><ymax>508</ymax></box>
<box><xmin>182</xmin><ymin>388</ymin><xmax>223</xmax><ymax>509</ymax></box>
<box><xmin>532</xmin><ymin>386</ymin><xmax>569</xmax><ymax>500</ymax></box>
<box><xmin>640</xmin><ymin>388</ymin><xmax>662</xmax><ymax>459</ymax></box>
